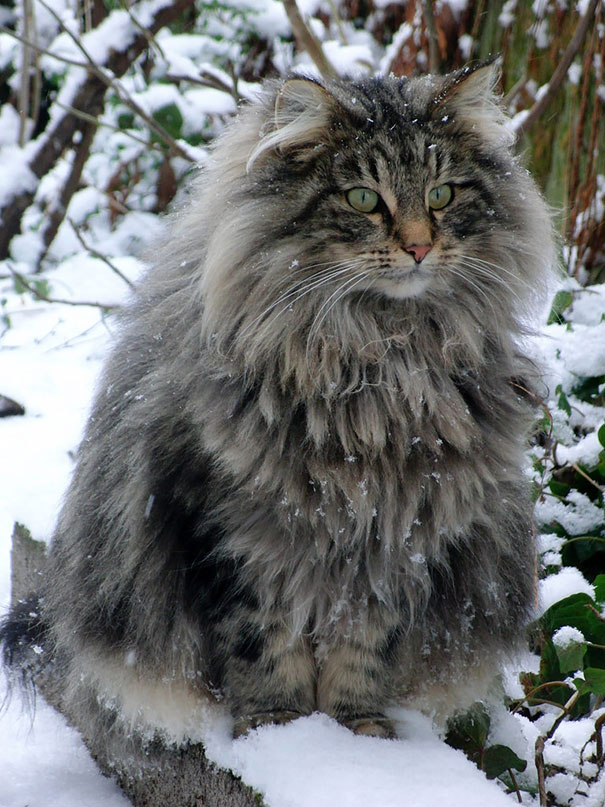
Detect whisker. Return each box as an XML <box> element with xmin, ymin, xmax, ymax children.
<box><xmin>447</xmin><ymin>265</ymin><xmax>499</xmax><ymax>318</ymax></box>
<box><xmin>238</xmin><ymin>258</ymin><xmax>367</xmax><ymax>339</ymax></box>
<box><xmin>458</xmin><ymin>259</ymin><xmax>524</xmax><ymax>305</ymax></box>
<box><xmin>306</xmin><ymin>269</ymin><xmax>373</xmax><ymax>360</ymax></box>
<box><xmin>258</xmin><ymin>263</ymin><xmax>367</xmax><ymax>335</ymax></box>
<box><xmin>458</xmin><ymin>254</ymin><xmax>530</xmax><ymax>289</ymax></box>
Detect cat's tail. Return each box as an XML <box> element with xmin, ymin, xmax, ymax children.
<box><xmin>0</xmin><ymin>594</ymin><xmax>48</xmax><ymax>709</ymax></box>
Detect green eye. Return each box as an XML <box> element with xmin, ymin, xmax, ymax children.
<box><xmin>346</xmin><ymin>187</ymin><xmax>379</xmax><ymax>213</ymax></box>
<box><xmin>428</xmin><ymin>184</ymin><xmax>453</xmax><ymax>210</ymax></box>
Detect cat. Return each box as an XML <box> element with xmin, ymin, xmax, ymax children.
<box><xmin>2</xmin><ymin>60</ymin><xmax>554</xmax><ymax>748</ymax></box>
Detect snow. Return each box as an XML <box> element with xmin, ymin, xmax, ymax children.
<box><xmin>551</xmin><ymin>626</ymin><xmax>585</xmax><ymax>648</ymax></box>
<box><xmin>538</xmin><ymin>567</ymin><xmax>595</xmax><ymax>614</ymax></box>
<box><xmin>0</xmin><ymin>145</ymin><xmax>38</xmax><ymax>208</ymax></box>
<box><xmin>203</xmin><ymin>710</ymin><xmax>515</xmax><ymax>807</ymax></box>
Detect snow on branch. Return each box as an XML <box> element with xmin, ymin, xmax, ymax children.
<box><xmin>0</xmin><ymin>0</ymin><xmax>195</xmax><ymax>261</ymax></box>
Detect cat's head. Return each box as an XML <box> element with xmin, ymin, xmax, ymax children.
<box><xmin>192</xmin><ymin>61</ymin><xmax>555</xmax><ymax>363</ymax></box>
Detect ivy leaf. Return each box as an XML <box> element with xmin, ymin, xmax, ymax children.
<box><xmin>152</xmin><ymin>103</ymin><xmax>183</xmax><ymax>142</ymax></box>
<box><xmin>583</xmin><ymin>667</ymin><xmax>605</xmax><ymax>696</ymax></box>
<box><xmin>543</xmin><ymin>593</ymin><xmax>605</xmax><ymax>646</ymax></box>
<box><xmin>574</xmin><ymin>668</ymin><xmax>605</xmax><ymax>697</ymax></box>
<box><xmin>482</xmin><ymin>745</ymin><xmax>527</xmax><ymax>780</ymax></box>
<box><xmin>445</xmin><ymin>704</ymin><xmax>490</xmax><ymax>766</ymax></box>
<box><xmin>554</xmin><ymin>637</ymin><xmax>587</xmax><ymax>674</ymax></box>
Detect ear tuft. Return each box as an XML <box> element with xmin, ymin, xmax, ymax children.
<box><xmin>437</xmin><ymin>58</ymin><xmax>514</xmax><ymax>148</ymax></box>
<box><xmin>247</xmin><ymin>78</ymin><xmax>335</xmax><ymax>171</ymax></box>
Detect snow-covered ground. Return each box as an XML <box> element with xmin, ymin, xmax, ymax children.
<box><xmin>1</xmin><ymin>257</ymin><xmax>604</xmax><ymax>807</ymax></box>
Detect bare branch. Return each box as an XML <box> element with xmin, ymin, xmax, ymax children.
<box><xmin>53</xmin><ymin>99</ymin><xmax>167</xmax><ymax>152</ymax></box>
<box><xmin>67</xmin><ymin>217</ymin><xmax>136</xmax><ymax>290</ymax></box>
<box><xmin>513</xmin><ymin>0</ymin><xmax>600</xmax><ymax>140</ymax></box>
<box><xmin>38</xmin><ymin>120</ymin><xmax>96</xmax><ymax>263</ymax></box>
<box><xmin>281</xmin><ymin>0</ymin><xmax>338</xmax><ymax>81</ymax></box>
<box><xmin>7</xmin><ymin>264</ymin><xmax>121</xmax><ymax>309</ymax></box>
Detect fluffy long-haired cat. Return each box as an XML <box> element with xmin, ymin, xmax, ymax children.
<box><xmin>2</xmin><ymin>60</ymin><xmax>554</xmax><ymax>748</ymax></box>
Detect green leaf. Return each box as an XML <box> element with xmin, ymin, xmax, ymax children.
<box><xmin>483</xmin><ymin>744</ymin><xmax>527</xmax><ymax>780</ymax></box>
<box><xmin>543</xmin><ymin>593</ymin><xmax>605</xmax><ymax>646</ymax></box>
<box><xmin>598</xmin><ymin>424</ymin><xmax>605</xmax><ymax>449</ymax></box>
<box><xmin>593</xmin><ymin>574</ymin><xmax>605</xmax><ymax>603</ymax></box>
<box><xmin>575</xmin><ymin>668</ymin><xmax>605</xmax><ymax>697</ymax></box>
<box><xmin>547</xmin><ymin>290</ymin><xmax>574</xmax><ymax>325</ymax></box>
<box><xmin>557</xmin><ymin>391</ymin><xmax>571</xmax><ymax>416</ymax></box>
<box><xmin>554</xmin><ymin>636</ymin><xmax>586</xmax><ymax>674</ymax></box>
<box><xmin>445</xmin><ymin>704</ymin><xmax>491</xmax><ymax>765</ymax></box>
<box><xmin>549</xmin><ymin>479</ymin><xmax>570</xmax><ymax>498</ymax></box>
<box><xmin>152</xmin><ymin>103</ymin><xmax>183</xmax><ymax>142</ymax></box>
<box><xmin>584</xmin><ymin>667</ymin><xmax>605</xmax><ymax>696</ymax></box>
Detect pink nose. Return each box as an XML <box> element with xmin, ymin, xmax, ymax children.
<box><xmin>405</xmin><ymin>243</ymin><xmax>432</xmax><ymax>263</ymax></box>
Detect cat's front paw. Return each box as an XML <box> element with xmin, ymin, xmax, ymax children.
<box><xmin>233</xmin><ymin>710</ymin><xmax>304</xmax><ymax>738</ymax></box>
<box><xmin>342</xmin><ymin>715</ymin><xmax>396</xmax><ymax>739</ymax></box>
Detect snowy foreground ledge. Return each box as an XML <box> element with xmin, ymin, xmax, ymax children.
<box><xmin>2</xmin><ymin>690</ymin><xmax>514</xmax><ymax>807</ymax></box>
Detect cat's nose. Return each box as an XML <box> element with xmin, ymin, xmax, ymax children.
<box><xmin>404</xmin><ymin>243</ymin><xmax>432</xmax><ymax>263</ymax></box>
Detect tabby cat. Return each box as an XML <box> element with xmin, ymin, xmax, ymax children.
<box><xmin>2</xmin><ymin>60</ymin><xmax>554</xmax><ymax>746</ymax></box>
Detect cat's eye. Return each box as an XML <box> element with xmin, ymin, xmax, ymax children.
<box><xmin>428</xmin><ymin>184</ymin><xmax>453</xmax><ymax>210</ymax></box>
<box><xmin>346</xmin><ymin>187</ymin><xmax>379</xmax><ymax>213</ymax></box>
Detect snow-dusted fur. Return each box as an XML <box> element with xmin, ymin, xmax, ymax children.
<box><xmin>2</xmin><ymin>63</ymin><xmax>554</xmax><ymax>744</ymax></box>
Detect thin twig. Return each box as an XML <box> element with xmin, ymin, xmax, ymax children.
<box><xmin>512</xmin><ymin>680</ymin><xmax>573</xmax><ymax>713</ymax></box>
<box><xmin>54</xmin><ymin>99</ymin><xmax>166</xmax><ymax>152</ymax></box>
<box><xmin>118</xmin><ymin>0</ymin><xmax>165</xmax><ymax>59</ymax></box>
<box><xmin>7</xmin><ymin>264</ymin><xmax>120</xmax><ymax>309</ymax></box>
<box><xmin>326</xmin><ymin>0</ymin><xmax>347</xmax><ymax>46</ymax></box>
<box><xmin>534</xmin><ymin>687</ymin><xmax>585</xmax><ymax>806</ymax></box>
<box><xmin>507</xmin><ymin>768</ymin><xmax>523</xmax><ymax>803</ymax></box>
<box><xmin>18</xmin><ymin>0</ymin><xmax>34</xmax><ymax>145</ymax></box>
<box><xmin>0</xmin><ymin>25</ymin><xmax>94</xmax><ymax>68</ymax></box>
<box><xmin>535</xmin><ymin>736</ymin><xmax>547</xmax><ymax>807</ymax></box>
<box><xmin>67</xmin><ymin>217</ymin><xmax>136</xmax><ymax>290</ymax></box>
<box><xmin>596</xmin><ymin>713</ymin><xmax>605</xmax><ymax>762</ymax></box>
<box><xmin>281</xmin><ymin>0</ymin><xmax>338</xmax><ymax>81</ymax></box>
<box><xmin>514</xmin><ymin>0</ymin><xmax>600</xmax><ymax>139</ymax></box>
<box><xmin>570</xmin><ymin>462</ymin><xmax>605</xmax><ymax>494</ymax></box>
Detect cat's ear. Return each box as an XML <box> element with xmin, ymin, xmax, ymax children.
<box><xmin>247</xmin><ymin>78</ymin><xmax>337</xmax><ymax>169</ymax></box>
<box><xmin>436</xmin><ymin>58</ymin><xmax>514</xmax><ymax>149</ymax></box>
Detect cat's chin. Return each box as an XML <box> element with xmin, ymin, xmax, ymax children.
<box><xmin>369</xmin><ymin>272</ymin><xmax>432</xmax><ymax>300</ymax></box>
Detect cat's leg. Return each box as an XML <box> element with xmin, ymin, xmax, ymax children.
<box><xmin>215</xmin><ymin>617</ymin><xmax>317</xmax><ymax>738</ymax></box>
<box><xmin>316</xmin><ymin>628</ymin><xmax>400</xmax><ymax>739</ymax></box>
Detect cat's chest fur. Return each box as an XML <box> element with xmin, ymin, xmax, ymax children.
<box><xmin>203</xmin><ymin>343</ymin><xmax>496</xmax><ymax>587</ymax></box>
